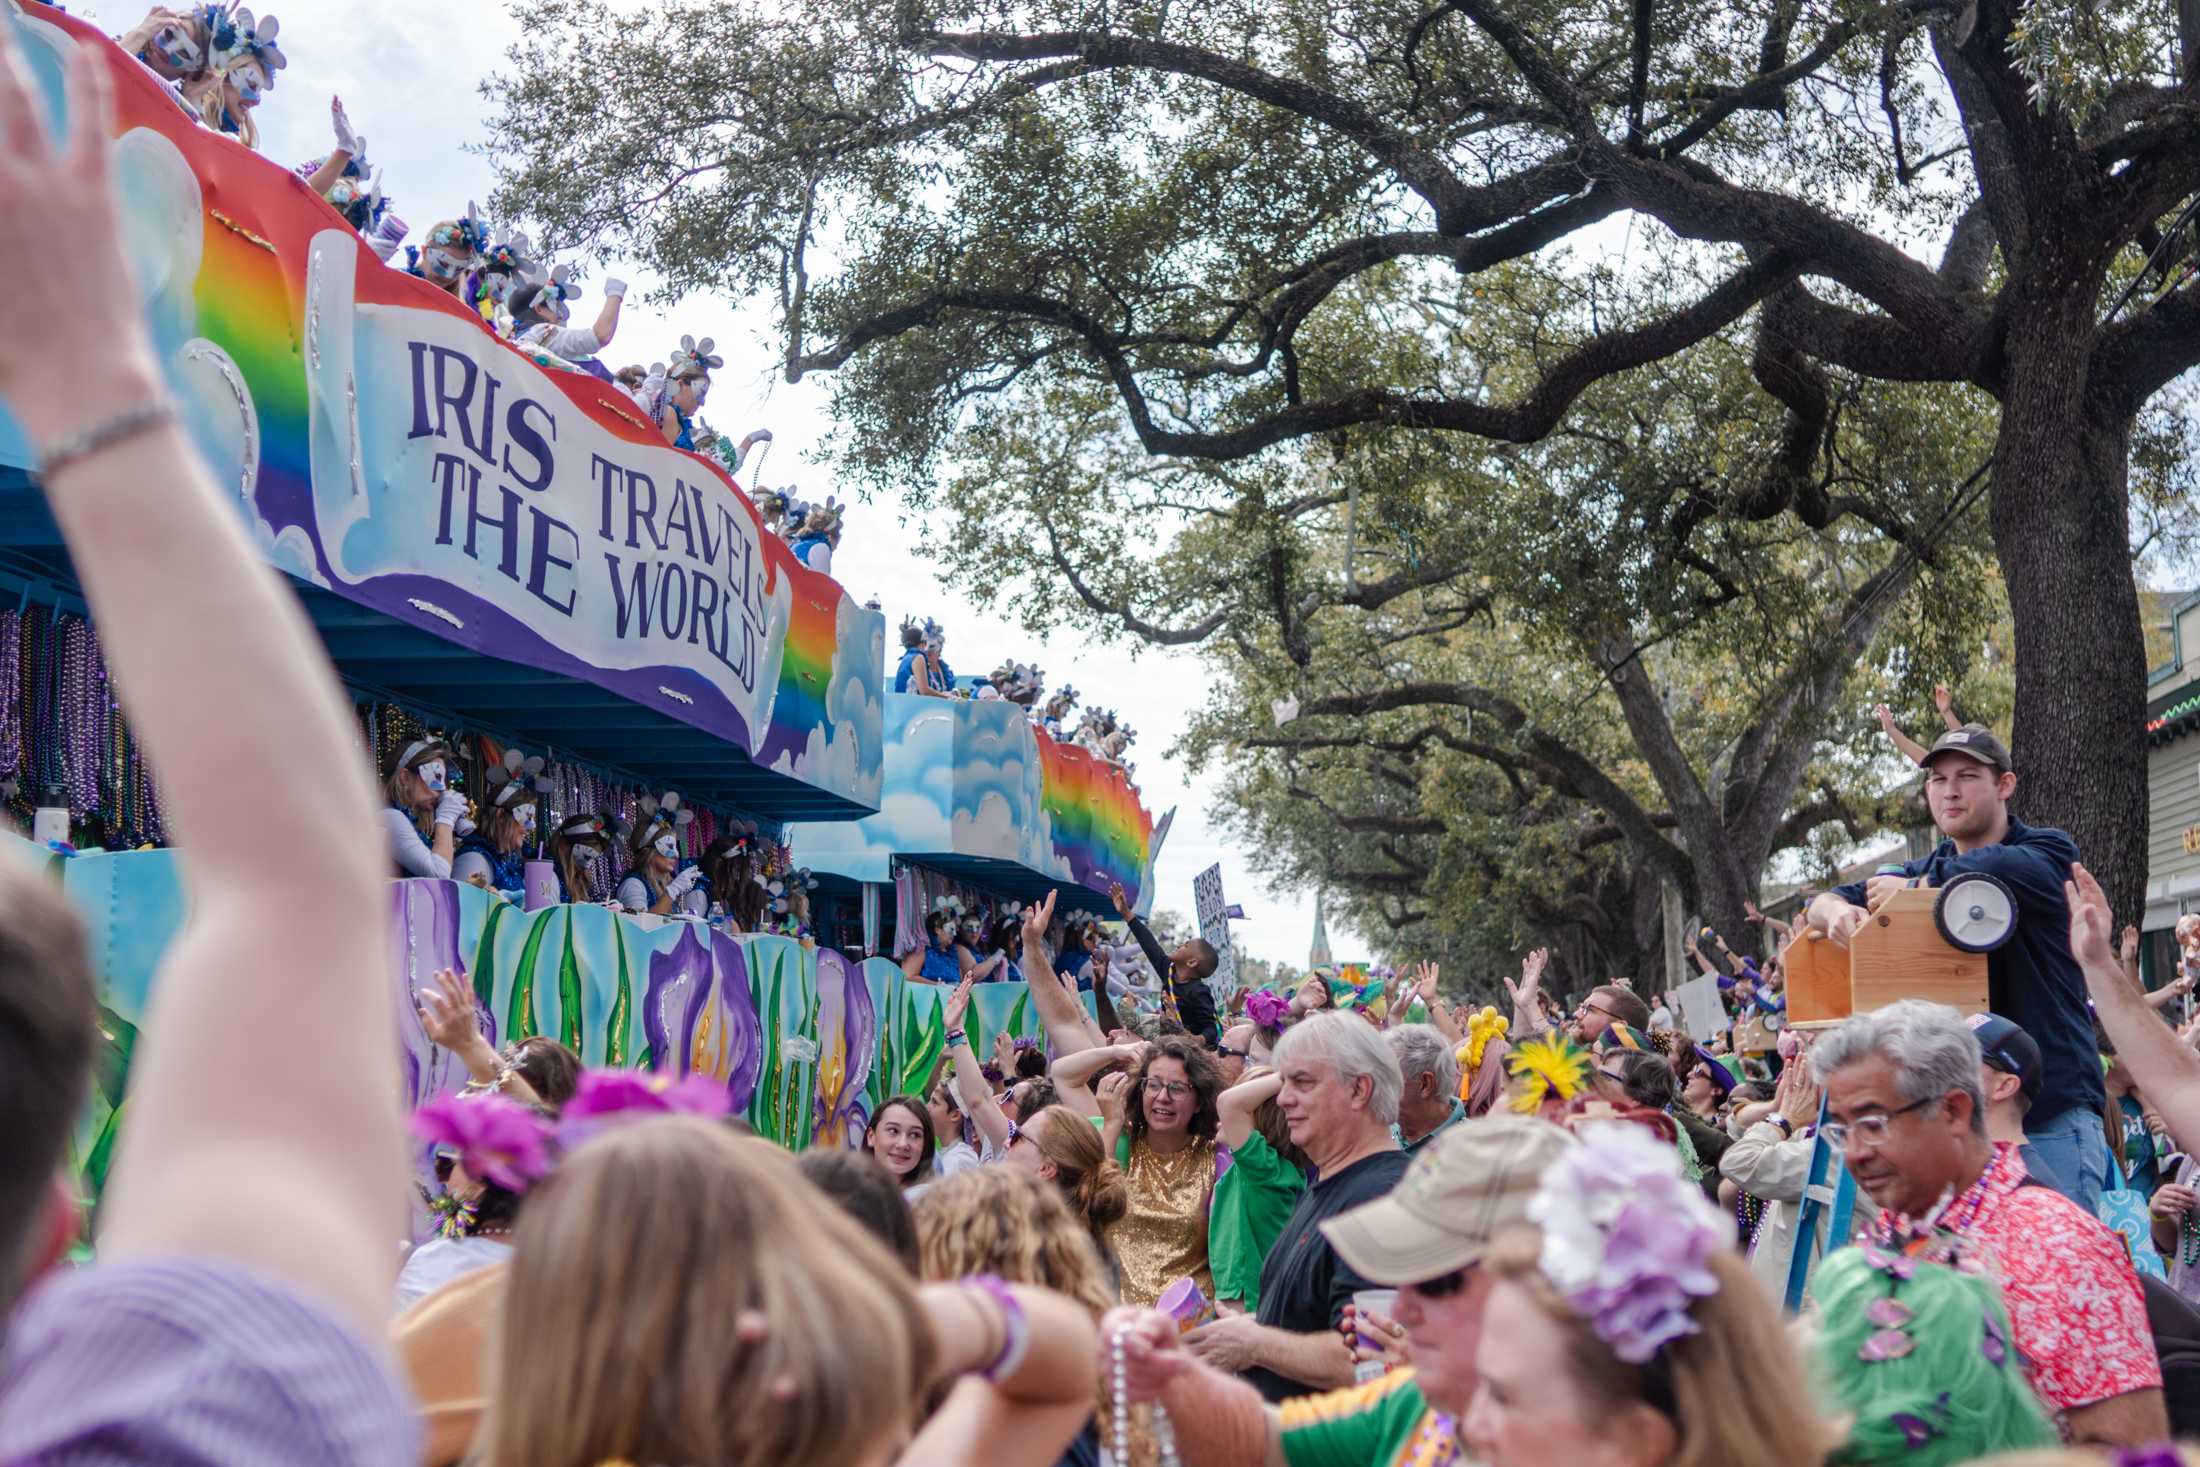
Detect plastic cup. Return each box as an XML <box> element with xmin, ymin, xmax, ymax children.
<box><xmin>523</xmin><ymin>860</ymin><xmax>558</xmax><ymax>911</ymax></box>
<box><xmin>1352</xmin><ymin>1288</ymin><xmax>1401</xmax><ymax>1382</ymax></box>
<box><xmin>1157</xmin><ymin>1275</ymin><xmax>1217</xmax><ymax>1335</ymax></box>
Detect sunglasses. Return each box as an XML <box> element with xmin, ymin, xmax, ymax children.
<box><xmin>433</xmin><ymin>1149</ymin><xmax>458</xmax><ymax>1182</ymax></box>
<box><xmin>1414</xmin><ymin>1264</ymin><xmax>1473</xmax><ymax>1298</ymax></box>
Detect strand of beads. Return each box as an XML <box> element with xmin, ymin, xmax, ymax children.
<box><xmin>1107</xmin><ymin>1323</ymin><xmax>1181</xmax><ymax>1467</ymax></box>
<box><xmin>2182</xmin><ymin>1211</ymin><xmax>2199</xmax><ymax>1269</ymax></box>
<box><xmin>0</xmin><ymin>609</ymin><xmax>20</xmax><ymax>787</ymax></box>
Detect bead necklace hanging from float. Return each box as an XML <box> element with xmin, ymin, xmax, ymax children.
<box><xmin>0</xmin><ymin>608</ymin><xmax>170</xmax><ymax>848</ymax></box>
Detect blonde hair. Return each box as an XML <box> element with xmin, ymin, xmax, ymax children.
<box><xmin>912</xmin><ymin>1166</ymin><xmax>1114</xmax><ymax>1320</ymax></box>
<box><xmin>477</xmin><ymin>1117</ymin><xmax>931</xmax><ymax>1467</ymax></box>
<box><xmin>384</xmin><ymin>741</ymin><xmax>451</xmax><ymax>838</ymax></box>
<box><xmin>1482</xmin><ymin>1227</ymin><xmax>1836</xmax><ymax>1467</ymax></box>
<box><xmin>477</xmin><ymin>790</ymin><xmax>537</xmax><ymax>855</ymax></box>
<box><xmin>1025</xmin><ymin>1104</ymin><xmax>1129</xmax><ymax>1243</ymax></box>
<box><xmin>196</xmin><ymin>65</ymin><xmax>260</xmax><ymax>149</ymax></box>
<box><xmin>547</xmin><ymin>826</ymin><xmax>604</xmax><ymax>905</ymax></box>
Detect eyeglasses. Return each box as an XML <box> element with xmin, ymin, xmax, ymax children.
<box><xmin>1143</xmin><ymin>1078</ymin><xmax>1193</xmax><ymax>1099</ymax></box>
<box><xmin>1820</xmin><ymin>1095</ymin><xmax>1937</xmax><ymax>1150</ymax></box>
<box><xmin>1581</xmin><ymin>1001</ymin><xmax>1618</xmax><ymax>1022</ymax></box>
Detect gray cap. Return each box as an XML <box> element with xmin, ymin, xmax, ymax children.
<box><xmin>1319</xmin><ymin>1113</ymin><xmax>1572</xmax><ymax>1284</ymax></box>
<box><xmin>1925</xmin><ymin>723</ymin><xmax>2011</xmax><ymax>774</ymax></box>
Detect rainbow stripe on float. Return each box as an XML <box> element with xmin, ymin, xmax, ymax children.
<box><xmin>44</xmin><ymin>4</ymin><xmax>872</xmax><ymax>801</ymax></box>
<box><xmin>1034</xmin><ymin>723</ymin><xmax>1154</xmax><ymax>899</ymax></box>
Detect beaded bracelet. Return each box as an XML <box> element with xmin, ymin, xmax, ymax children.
<box><xmin>960</xmin><ymin>1273</ymin><xmax>1030</xmax><ymax>1383</ymax></box>
<box><xmin>33</xmin><ymin>399</ymin><xmax>178</xmax><ymax>483</ymax></box>
<box><xmin>944</xmin><ymin>1029</ymin><xmax>968</xmax><ymax>1049</ymax></box>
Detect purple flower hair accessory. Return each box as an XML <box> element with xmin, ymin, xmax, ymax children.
<box><xmin>411</xmin><ymin>1093</ymin><xmax>553</xmax><ymax>1193</ymax></box>
<box><xmin>1526</xmin><ymin>1123</ymin><xmax>1732</xmax><ymax>1364</ymax></box>
<box><xmin>2111</xmin><ymin>1448</ymin><xmax>2183</xmax><ymax>1467</ymax></box>
<box><xmin>1246</xmin><ymin>990</ymin><xmax>1290</xmax><ymax>1028</ymax></box>
<box><xmin>560</xmin><ymin>1066</ymin><xmax>733</xmax><ymax>1143</ymax></box>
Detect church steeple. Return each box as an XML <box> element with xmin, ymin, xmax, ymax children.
<box><xmin>1309</xmin><ymin>893</ymin><xmax>1333</xmax><ymax>970</ymax></box>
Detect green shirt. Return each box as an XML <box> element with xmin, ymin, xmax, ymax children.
<box><xmin>1208</xmin><ymin>1129</ymin><xmax>1306</xmax><ymax>1309</ymax></box>
<box><xmin>1279</xmin><ymin>1370</ymin><xmax>1459</xmax><ymax>1467</ymax></box>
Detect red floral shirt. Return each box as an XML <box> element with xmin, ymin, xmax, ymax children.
<box><xmin>1873</xmin><ymin>1143</ymin><xmax>2160</xmax><ymax>1413</ymax></box>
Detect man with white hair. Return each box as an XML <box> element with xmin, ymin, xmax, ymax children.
<box><xmin>1386</xmin><ymin>1024</ymin><xmax>1464</xmax><ymax>1157</ymax></box>
<box><xmin>1815</xmin><ymin>999</ymin><xmax>2164</xmax><ymax>1446</ymax></box>
<box><xmin>1185</xmin><ymin>1012</ymin><xmax>1408</xmax><ymax>1400</ymax></box>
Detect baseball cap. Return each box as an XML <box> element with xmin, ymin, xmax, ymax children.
<box><xmin>1925</xmin><ymin>723</ymin><xmax>2012</xmax><ymax>774</ymax></box>
<box><xmin>1967</xmin><ymin>1012</ymin><xmax>2042</xmax><ymax>1105</ymax></box>
<box><xmin>1319</xmin><ymin>1114</ymin><xmax>1572</xmax><ymax>1284</ymax></box>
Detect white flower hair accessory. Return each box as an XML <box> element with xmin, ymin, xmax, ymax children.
<box><xmin>669</xmin><ymin>335</ymin><xmax>723</xmax><ymax>377</ymax></box>
<box><xmin>484</xmin><ymin>747</ymin><xmax>551</xmax><ymax>808</ymax></box>
<box><xmin>1527</xmin><ymin>1122</ymin><xmax>1731</xmax><ymax>1364</ymax></box>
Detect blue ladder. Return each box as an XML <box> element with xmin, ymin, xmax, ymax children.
<box><xmin>1784</xmin><ymin>1091</ymin><xmax>1858</xmax><ymax>1313</ymax></box>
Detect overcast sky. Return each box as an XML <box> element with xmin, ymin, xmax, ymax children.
<box><xmin>73</xmin><ymin>0</ymin><xmax>1345</xmax><ymax>965</ymax></box>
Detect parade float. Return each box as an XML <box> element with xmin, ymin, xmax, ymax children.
<box><xmin>0</xmin><ymin>5</ymin><xmax>1138</xmax><ymax>1204</ymax></box>
<box><xmin>788</xmin><ymin>692</ymin><xmax>1164</xmax><ymax>951</ymax></box>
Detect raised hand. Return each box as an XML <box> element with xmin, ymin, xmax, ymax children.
<box><xmin>944</xmin><ymin>975</ymin><xmax>974</xmax><ymax>1033</ymax></box>
<box><xmin>2066</xmin><ymin>864</ymin><xmax>2121</xmax><ymax>978</ymax></box>
<box><xmin>1109</xmin><ymin>880</ymin><xmax>1134</xmax><ymax>921</ymax></box>
<box><xmin>416</xmin><ymin>967</ymin><xmax>483</xmax><ymax>1052</ymax></box>
<box><xmin>1095</xmin><ymin>1070</ymin><xmax>1131</xmax><ymax>1126</ymax></box>
<box><xmin>330</xmin><ymin>94</ymin><xmax>359</xmax><ymax>156</ymax></box>
<box><xmin>1023</xmin><ymin>888</ymin><xmax>1058</xmax><ymax>951</ymax></box>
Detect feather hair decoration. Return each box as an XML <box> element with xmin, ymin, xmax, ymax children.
<box><xmin>1506</xmin><ymin>1033</ymin><xmax>1592</xmax><ymax>1114</ymax></box>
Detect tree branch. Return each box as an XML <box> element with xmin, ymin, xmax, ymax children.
<box><xmin>1037</xmin><ymin>517</ymin><xmax>1229</xmax><ymax>645</ymax></box>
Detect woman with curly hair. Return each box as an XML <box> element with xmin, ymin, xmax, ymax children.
<box><xmin>1053</xmin><ymin>1035</ymin><xmax>1224</xmax><ymax>1307</ymax></box>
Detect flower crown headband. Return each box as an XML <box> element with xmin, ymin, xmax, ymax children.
<box><xmin>209</xmin><ymin>5</ymin><xmax>285</xmax><ymax>78</ymax></box>
<box><xmin>668</xmin><ymin>334</ymin><xmax>723</xmax><ymax>378</ymax></box>
<box><xmin>1527</xmin><ymin>1123</ymin><xmax>1732</xmax><ymax>1364</ymax></box>
<box><xmin>480</xmin><ymin>231</ymin><xmax>536</xmax><ymax>277</ymax></box>
<box><xmin>427</xmin><ymin>202</ymin><xmax>489</xmax><ymax>254</ymax></box>
<box><xmin>484</xmin><ymin>747</ymin><xmax>551</xmax><ymax>809</ymax></box>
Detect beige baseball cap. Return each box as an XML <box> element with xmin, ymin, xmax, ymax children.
<box><xmin>1320</xmin><ymin>1113</ymin><xmax>1573</xmax><ymax>1284</ymax></box>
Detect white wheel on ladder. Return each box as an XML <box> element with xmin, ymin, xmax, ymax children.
<box><xmin>1933</xmin><ymin>872</ymin><xmax>2018</xmax><ymax>953</ymax></box>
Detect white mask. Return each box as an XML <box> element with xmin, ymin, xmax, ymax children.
<box><xmin>576</xmin><ymin>844</ymin><xmax>602</xmax><ymax>865</ymax></box>
<box><xmin>515</xmin><ymin>805</ymin><xmax>537</xmax><ymax>834</ymax></box>
<box><xmin>425</xmin><ymin>249</ymin><xmax>470</xmax><ymax>280</ymax></box>
<box><xmin>150</xmin><ymin>25</ymin><xmax>202</xmax><ymax>70</ymax></box>
<box><xmin>653</xmin><ymin>833</ymin><xmax>679</xmax><ymax>860</ymax></box>
<box><xmin>232</xmin><ymin>61</ymin><xmax>268</xmax><ymax>105</ymax></box>
<box><xmin>418</xmin><ymin>759</ymin><xmax>448</xmax><ymax>793</ymax></box>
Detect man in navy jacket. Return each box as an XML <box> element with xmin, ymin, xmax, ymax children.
<box><xmin>1805</xmin><ymin>724</ymin><xmax>2108</xmax><ymax>1210</ymax></box>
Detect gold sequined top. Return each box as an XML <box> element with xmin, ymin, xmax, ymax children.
<box><xmin>1107</xmin><ymin>1135</ymin><xmax>1216</xmax><ymax>1308</ymax></box>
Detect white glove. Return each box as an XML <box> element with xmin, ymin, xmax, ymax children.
<box><xmin>433</xmin><ymin>789</ymin><xmax>468</xmax><ymax>829</ymax></box>
<box><xmin>331</xmin><ymin>95</ymin><xmax>359</xmax><ymax>156</ymax></box>
<box><xmin>740</xmin><ymin>428</ymin><xmax>773</xmax><ymax>449</ymax></box>
<box><xmin>668</xmin><ymin>866</ymin><xmax>704</xmax><ymax>897</ymax></box>
<box><xmin>603</xmin><ymin>276</ymin><xmax>628</xmax><ymax>299</ymax></box>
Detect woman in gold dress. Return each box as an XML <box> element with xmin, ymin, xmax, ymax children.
<box><xmin>1056</xmin><ymin>1035</ymin><xmax>1226</xmax><ymax>1308</ymax></box>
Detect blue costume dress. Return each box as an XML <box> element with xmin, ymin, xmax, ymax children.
<box><xmin>917</xmin><ymin>939</ymin><xmax>960</xmax><ymax>985</ymax></box>
<box><xmin>894</xmin><ymin>647</ymin><xmax>926</xmax><ymax>694</ymax></box>
<box><xmin>793</xmin><ymin>532</ymin><xmax>832</xmax><ymax>568</ymax></box>
<box><xmin>454</xmin><ymin>836</ymin><xmax>527</xmax><ymax>895</ymax></box>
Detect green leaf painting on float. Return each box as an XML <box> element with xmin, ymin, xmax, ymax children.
<box><xmin>79</xmin><ymin>1001</ymin><xmax>138</xmax><ymax>1197</ymax></box>
<box><xmin>605</xmin><ymin>920</ymin><xmax>633</xmax><ymax>1068</ymax></box>
<box><xmin>507</xmin><ymin>906</ymin><xmax>553</xmax><ymax>1042</ymax></box>
<box><xmin>472</xmin><ymin>899</ymin><xmax>513</xmax><ymax>1011</ymax></box>
<box><xmin>556</xmin><ymin>907</ymin><xmax>585</xmax><ymax>1057</ymax></box>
